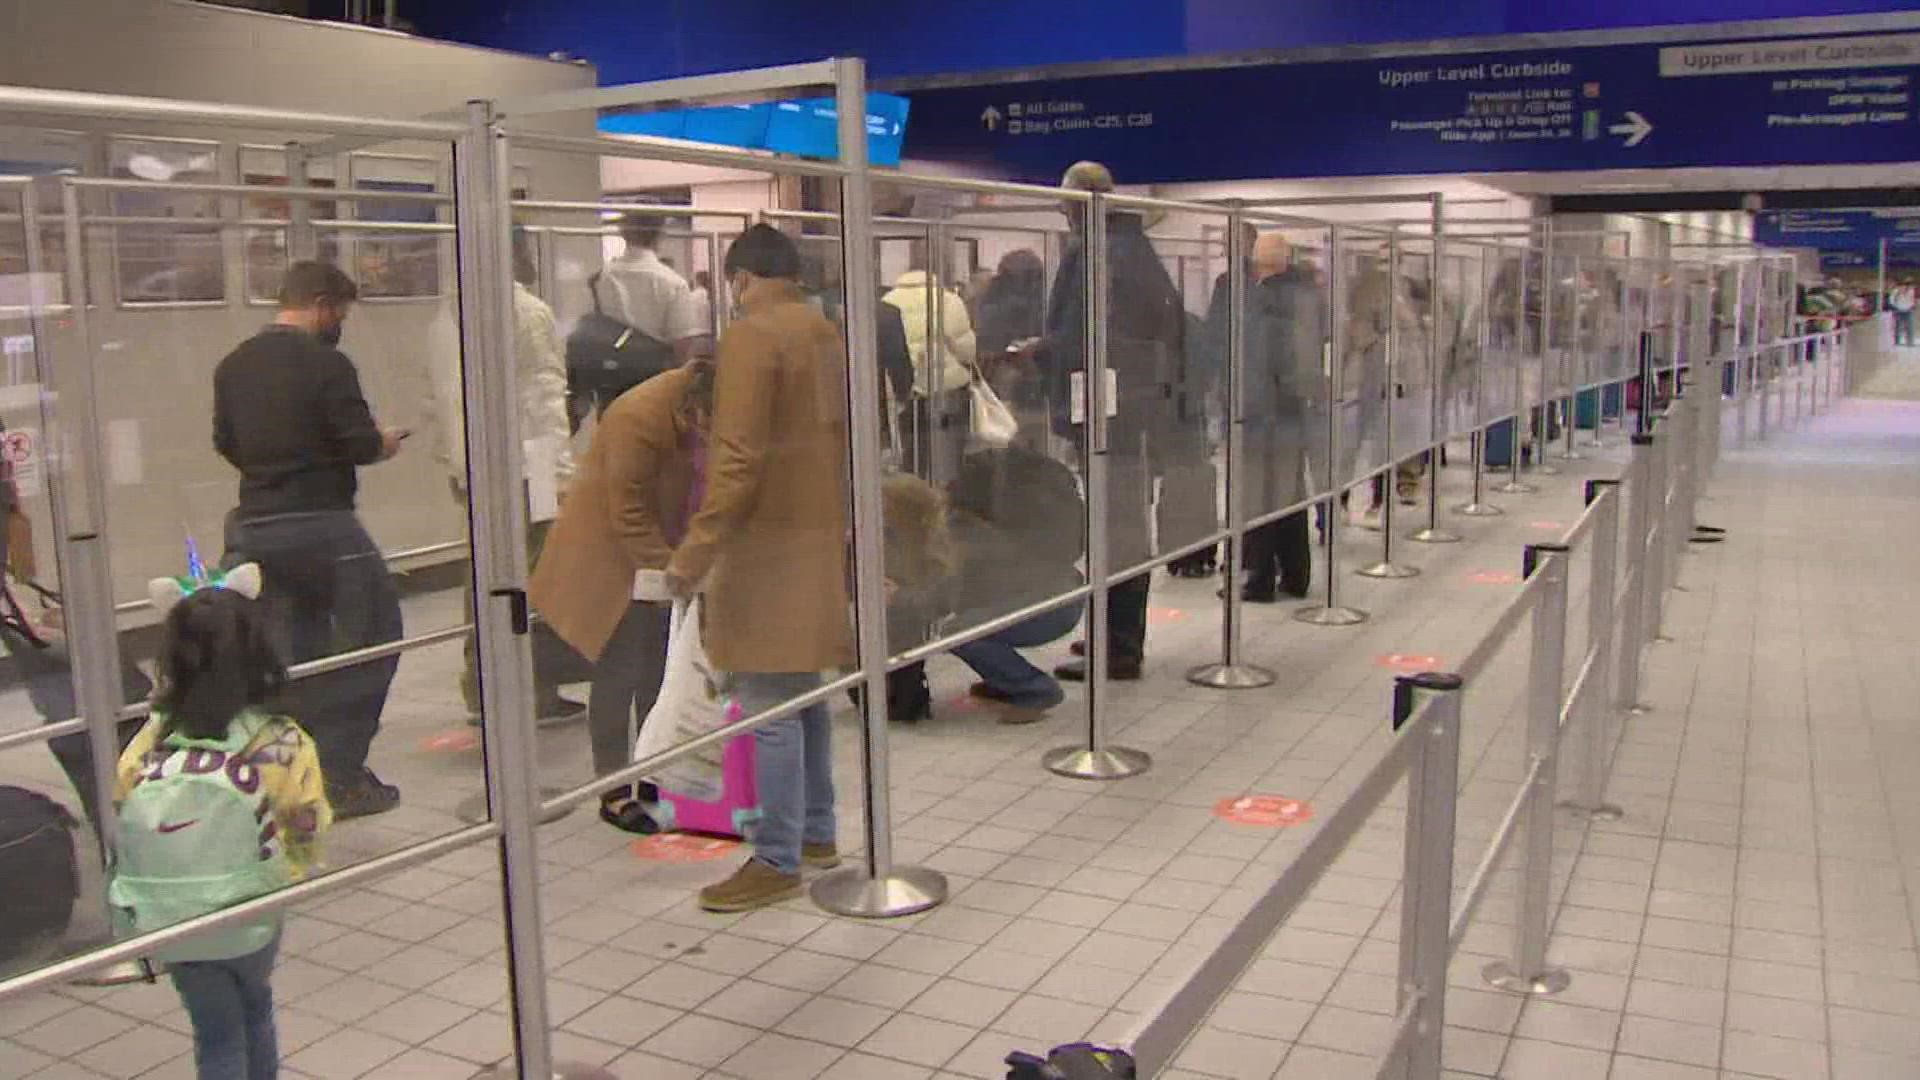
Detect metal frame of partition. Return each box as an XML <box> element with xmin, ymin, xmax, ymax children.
<box><xmin>1123</xmin><ymin>284</ymin><xmax>1842</xmax><ymax>1079</ymax></box>
<box><xmin>0</xmin><ymin>63</ymin><xmax>1837</xmax><ymax>1080</ymax></box>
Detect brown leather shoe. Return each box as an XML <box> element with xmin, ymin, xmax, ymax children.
<box><xmin>802</xmin><ymin>843</ymin><xmax>842</xmax><ymax>870</ymax></box>
<box><xmin>698</xmin><ymin>860</ymin><xmax>802</xmax><ymax>913</ymax></box>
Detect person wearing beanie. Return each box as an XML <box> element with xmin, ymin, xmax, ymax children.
<box><xmin>1036</xmin><ymin>162</ymin><xmax>1186</xmax><ymax>681</ymax></box>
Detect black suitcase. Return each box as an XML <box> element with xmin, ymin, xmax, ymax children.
<box><xmin>0</xmin><ymin>785</ymin><xmax>80</xmax><ymax>965</ymax></box>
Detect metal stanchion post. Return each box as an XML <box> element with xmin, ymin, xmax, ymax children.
<box><xmin>815</xmin><ymin>59</ymin><xmax>954</xmax><ymax>911</ymax></box>
<box><xmin>1359</xmin><ymin>230</ymin><xmax>1418</xmax><ymax>580</ymax></box>
<box><xmin>454</xmin><ymin>103</ymin><xmax>555</xmax><ymax>1079</ymax></box>
<box><xmin>1457</xmin><ymin>252</ymin><xmax>1503</xmax><ymax>518</ymax></box>
<box><xmin>1409</xmin><ymin>198</ymin><xmax>1460</xmax><ymax>545</ymax></box>
<box><xmin>1495</xmin><ymin>250</ymin><xmax>1536</xmax><ymax>495</ymax></box>
<box><xmin>1298</xmin><ymin>227</ymin><xmax>1369</xmax><ymax>627</ymax></box>
<box><xmin>1532</xmin><ymin>229</ymin><xmax>1561</xmax><ymax>478</ymax></box>
<box><xmin>1394</xmin><ymin>671</ymin><xmax>1465</xmax><ymax>1080</ymax></box>
<box><xmin>1561</xmin><ymin>481</ymin><xmax>1625</xmax><ymax>821</ymax></box>
<box><xmin>1560</xmin><ymin>254</ymin><xmax>1583</xmax><ymax>462</ymax></box>
<box><xmin>1043</xmin><ymin>192</ymin><xmax>1153</xmax><ymax>778</ymax></box>
<box><xmin>1645</xmin><ymin>423</ymin><xmax>1675</xmax><ymax>644</ymax></box>
<box><xmin>1616</xmin><ymin>433</ymin><xmax>1654</xmax><ymax>715</ymax></box>
<box><xmin>1191</xmin><ymin>212</ymin><xmax>1276</xmax><ymax>690</ymax></box>
<box><xmin>1485</xmin><ymin>544</ymin><xmax>1573</xmax><ymax>997</ymax></box>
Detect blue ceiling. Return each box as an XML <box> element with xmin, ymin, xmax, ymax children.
<box><xmin>405</xmin><ymin>0</ymin><xmax>1917</xmax><ymax>83</ymax></box>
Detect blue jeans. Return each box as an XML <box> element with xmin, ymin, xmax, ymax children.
<box><xmin>953</xmin><ymin>600</ymin><xmax>1084</xmax><ymax>709</ymax></box>
<box><xmin>739</xmin><ymin>673</ymin><xmax>835</xmax><ymax>876</ymax></box>
<box><xmin>169</xmin><ymin>935</ymin><xmax>279</xmax><ymax>1080</ymax></box>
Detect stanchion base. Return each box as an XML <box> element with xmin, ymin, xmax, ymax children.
<box><xmin>1559</xmin><ymin>450</ymin><xmax>1584</xmax><ymax>462</ymax></box>
<box><xmin>1483</xmin><ymin>961</ymin><xmax>1571</xmax><ymax>996</ymax></box>
<box><xmin>1187</xmin><ymin>663</ymin><xmax>1277</xmax><ymax>689</ymax></box>
<box><xmin>1356</xmin><ymin>561</ymin><xmax>1420</xmax><ymax>580</ymax></box>
<box><xmin>1557</xmin><ymin>800</ymin><xmax>1626</xmax><ymax>822</ymax></box>
<box><xmin>1043</xmin><ymin>746</ymin><xmax>1153</xmax><ymax>780</ymax></box>
<box><xmin>810</xmin><ymin>865</ymin><xmax>948</xmax><ymax>919</ymax></box>
<box><xmin>72</xmin><ymin>960</ymin><xmax>155</xmax><ymax>988</ymax></box>
<box><xmin>1493</xmin><ymin>480</ymin><xmax>1537</xmax><ymax>495</ymax></box>
<box><xmin>1295</xmin><ymin>605</ymin><xmax>1369</xmax><ymax>627</ymax></box>
<box><xmin>1407</xmin><ymin>526</ymin><xmax>1462</xmax><ymax>544</ymax></box>
<box><xmin>1535</xmin><ymin>462</ymin><xmax>1562</xmax><ymax>476</ymax></box>
<box><xmin>1455</xmin><ymin>502</ymin><xmax>1505</xmax><ymax>517</ymax></box>
<box><xmin>455</xmin><ymin>789</ymin><xmax>576</xmax><ymax>827</ymax></box>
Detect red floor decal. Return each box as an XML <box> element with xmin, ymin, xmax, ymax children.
<box><xmin>1468</xmin><ymin>570</ymin><xmax>1522</xmax><ymax>585</ymax></box>
<box><xmin>1376</xmin><ymin>652</ymin><xmax>1442</xmax><ymax>672</ymax></box>
<box><xmin>631</xmin><ymin>834</ymin><xmax>739</xmax><ymax>863</ymax></box>
<box><xmin>1529</xmin><ymin>520</ymin><xmax>1566</xmax><ymax>531</ymax></box>
<box><xmin>422</xmin><ymin>729</ymin><xmax>481</xmax><ymax>753</ymax></box>
<box><xmin>1148</xmin><ymin>607</ymin><xmax>1188</xmax><ymax>625</ymax></box>
<box><xmin>1214</xmin><ymin>795</ymin><xmax>1313</xmax><ymax>828</ymax></box>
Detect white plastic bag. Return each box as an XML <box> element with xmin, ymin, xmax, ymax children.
<box><xmin>632</xmin><ymin>598</ymin><xmax>734</xmax><ymax>802</ymax></box>
<box><xmin>968</xmin><ymin>369</ymin><xmax>1018</xmax><ymax>448</ymax></box>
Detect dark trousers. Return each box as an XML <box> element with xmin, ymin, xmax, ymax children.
<box><xmin>458</xmin><ymin>512</ymin><xmax>588</xmax><ymax>713</ymax></box>
<box><xmin>1106</xmin><ymin>573</ymin><xmax>1150</xmax><ymax>667</ymax></box>
<box><xmin>1244</xmin><ymin>510</ymin><xmax>1311</xmax><ymax>597</ymax></box>
<box><xmin>589</xmin><ymin>602</ymin><xmax>671</xmax><ymax>776</ymax></box>
<box><xmin>224</xmin><ymin>511</ymin><xmax>402</xmax><ymax>786</ymax></box>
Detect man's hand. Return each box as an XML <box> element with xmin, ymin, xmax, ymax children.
<box><xmin>663</xmin><ymin>571</ymin><xmax>698</xmax><ymax>602</ymax></box>
<box><xmin>379</xmin><ymin>428</ymin><xmax>409</xmax><ymax>461</ymax></box>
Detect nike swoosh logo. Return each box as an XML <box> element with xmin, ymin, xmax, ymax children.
<box><xmin>156</xmin><ymin>820</ymin><xmax>198</xmax><ymax>834</ymax></box>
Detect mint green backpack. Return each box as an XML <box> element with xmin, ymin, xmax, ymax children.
<box><xmin>108</xmin><ymin>711</ymin><xmax>293</xmax><ymax>963</ymax></box>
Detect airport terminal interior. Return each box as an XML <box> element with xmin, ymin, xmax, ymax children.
<box><xmin>1</xmin><ymin>3</ymin><xmax>1918</xmax><ymax>1079</ymax></box>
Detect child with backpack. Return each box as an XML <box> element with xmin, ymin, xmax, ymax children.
<box><xmin>109</xmin><ymin>561</ymin><xmax>330</xmax><ymax>1080</ymax></box>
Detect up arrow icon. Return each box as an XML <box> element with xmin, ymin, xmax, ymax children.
<box><xmin>981</xmin><ymin>105</ymin><xmax>1003</xmax><ymax>132</ymax></box>
<box><xmin>1609</xmin><ymin>111</ymin><xmax>1654</xmax><ymax>148</ymax></box>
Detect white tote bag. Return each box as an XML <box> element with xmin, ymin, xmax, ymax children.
<box><xmin>631</xmin><ymin>598</ymin><xmax>733</xmax><ymax>801</ymax></box>
<box><xmin>967</xmin><ymin>368</ymin><xmax>1018</xmax><ymax>449</ymax></box>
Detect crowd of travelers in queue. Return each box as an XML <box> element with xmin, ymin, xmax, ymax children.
<box><xmin>4</xmin><ymin>159</ymin><xmax>1354</xmax><ymax>1079</ymax></box>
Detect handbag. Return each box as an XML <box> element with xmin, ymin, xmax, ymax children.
<box><xmin>632</xmin><ymin>598</ymin><xmax>735</xmax><ymax>804</ymax></box>
<box><xmin>564</xmin><ymin>274</ymin><xmax>677</xmax><ymax>411</ymax></box>
<box><xmin>967</xmin><ymin>366</ymin><xmax>1018</xmax><ymax>449</ymax></box>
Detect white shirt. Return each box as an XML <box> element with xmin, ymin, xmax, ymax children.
<box><xmin>594</xmin><ymin>247</ymin><xmax>705</xmax><ymax>344</ymax></box>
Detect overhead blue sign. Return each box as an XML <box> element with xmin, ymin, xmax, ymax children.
<box><xmin>903</xmin><ymin>30</ymin><xmax>1920</xmax><ymax>181</ymax></box>
<box><xmin>598</xmin><ymin>93</ymin><xmax>910</xmax><ymax>166</ymax></box>
<box><xmin>1756</xmin><ymin>209</ymin><xmax>1920</xmax><ymax>250</ymax></box>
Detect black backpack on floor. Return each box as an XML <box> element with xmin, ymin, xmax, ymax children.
<box><xmin>0</xmin><ymin>785</ymin><xmax>80</xmax><ymax>965</ymax></box>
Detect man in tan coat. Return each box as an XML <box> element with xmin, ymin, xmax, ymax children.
<box><xmin>666</xmin><ymin>224</ymin><xmax>854</xmax><ymax>912</ymax></box>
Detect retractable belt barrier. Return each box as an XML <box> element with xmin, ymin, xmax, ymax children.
<box><xmin>1017</xmin><ymin>328</ymin><xmax>1841</xmax><ymax>1078</ymax></box>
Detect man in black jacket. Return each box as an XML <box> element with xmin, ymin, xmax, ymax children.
<box><xmin>214</xmin><ymin>261</ymin><xmax>406</xmax><ymax>818</ymax></box>
<box><xmin>1202</xmin><ymin>231</ymin><xmax>1321</xmax><ymax>601</ymax></box>
<box><xmin>1040</xmin><ymin>162</ymin><xmax>1186</xmax><ymax>682</ymax></box>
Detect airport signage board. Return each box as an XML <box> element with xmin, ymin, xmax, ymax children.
<box><xmin>903</xmin><ymin>31</ymin><xmax>1920</xmax><ymax>181</ymax></box>
<box><xmin>1756</xmin><ymin>209</ymin><xmax>1920</xmax><ymax>251</ymax></box>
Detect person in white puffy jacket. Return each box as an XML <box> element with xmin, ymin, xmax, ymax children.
<box><xmin>883</xmin><ymin>268</ymin><xmax>976</xmax><ymax>482</ymax></box>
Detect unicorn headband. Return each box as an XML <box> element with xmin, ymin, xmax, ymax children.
<box><xmin>146</xmin><ymin>538</ymin><xmax>263</xmax><ymax>614</ymax></box>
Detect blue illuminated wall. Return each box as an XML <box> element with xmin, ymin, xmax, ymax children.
<box><xmin>406</xmin><ymin>0</ymin><xmax>1915</xmax><ymax>83</ymax></box>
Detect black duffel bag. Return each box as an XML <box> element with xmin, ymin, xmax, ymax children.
<box><xmin>0</xmin><ymin>784</ymin><xmax>80</xmax><ymax>966</ymax></box>
<box><xmin>565</xmin><ymin>273</ymin><xmax>678</xmax><ymax>421</ymax></box>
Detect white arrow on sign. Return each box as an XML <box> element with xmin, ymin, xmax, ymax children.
<box><xmin>1609</xmin><ymin>111</ymin><xmax>1654</xmax><ymax>148</ymax></box>
<box><xmin>981</xmin><ymin>105</ymin><xmax>1003</xmax><ymax>132</ymax></box>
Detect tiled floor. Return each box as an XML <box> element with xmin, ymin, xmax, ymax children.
<box><xmin>5</xmin><ymin>373</ymin><xmax>1915</xmax><ymax>1079</ymax></box>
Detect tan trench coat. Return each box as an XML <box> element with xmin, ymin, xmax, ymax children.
<box><xmin>667</xmin><ymin>278</ymin><xmax>853</xmax><ymax>673</ymax></box>
<box><xmin>528</xmin><ymin>366</ymin><xmax>695</xmax><ymax>662</ymax></box>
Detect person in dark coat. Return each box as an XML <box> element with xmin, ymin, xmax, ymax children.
<box><xmin>1037</xmin><ymin>162</ymin><xmax>1186</xmax><ymax>682</ymax></box>
<box><xmin>1202</xmin><ymin>231</ymin><xmax>1322</xmax><ymax>600</ymax></box>
<box><xmin>974</xmin><ymin>249</ymin><xmax>1047</xmax><ymax>373</ymax></box>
